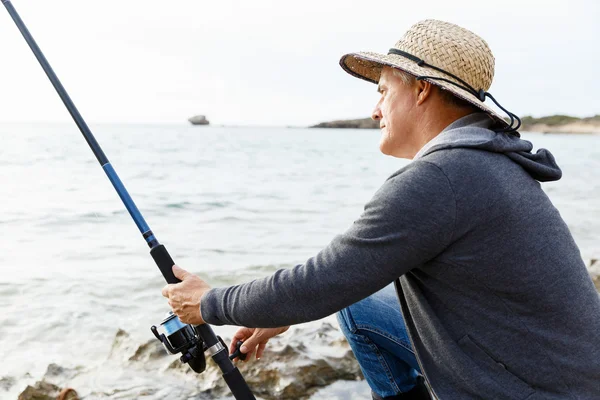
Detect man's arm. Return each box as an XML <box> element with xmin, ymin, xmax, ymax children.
<box><xmin>201</xmin><ymin>161</ymin><xmax>456</xmax><ymax>327</ymax></box>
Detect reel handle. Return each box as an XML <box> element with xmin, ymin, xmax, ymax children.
<box><xmin>229</xmin><ymin>341</ymin><xmax>248</xmax><ymax>361</ymax></box>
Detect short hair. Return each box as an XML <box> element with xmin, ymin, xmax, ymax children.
<box><xmin>391</xmin><ymin>68</ymin><xmax>479</xmax><ymax>112</ymax></box>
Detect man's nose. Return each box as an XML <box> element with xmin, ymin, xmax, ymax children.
<box><xmin>371</xmin><ymin>106</ymin><xmax>382</xmax><ymax>121</ymax></box>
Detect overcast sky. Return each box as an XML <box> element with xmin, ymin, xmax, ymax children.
<box><xmin>0</xmin><ymin>0</ymin><xmax>598</xmax><ymax>126</ymax></box>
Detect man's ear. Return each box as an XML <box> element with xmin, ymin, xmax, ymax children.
<box><xmin>415</xmin><ymin>79</ymin><xmax>434</xmax><ymax>106</ymax></box>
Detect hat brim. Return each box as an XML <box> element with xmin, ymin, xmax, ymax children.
<box><xmin>340</xmin><ymin>52</ymin><xmax>509</xmax><ymax>129</ymax></box>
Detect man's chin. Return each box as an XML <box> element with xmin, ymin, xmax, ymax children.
<box><xmin>379</xmin><ymin>141</ymin><xmax>412</xmax><ymax>159</ymax></box>
<box><xmin>379</xmin><ymin>141</ymin><xmax>392</xmax><ymax>156</ymax></box>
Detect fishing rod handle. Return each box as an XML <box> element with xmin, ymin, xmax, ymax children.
<box><xmin>196</xmin><ymin>324</ymin><xmax>256</xmax><ymax>400</ymax></box>
<box><xmin>223</xmin><ymin>368</ymin><xmax>256</xmax><ymax>400</ymax></box>
<box><xmin>150</xmin><ymin>244</ymin><xmax>180</xmax><ymax>284</ymax></box>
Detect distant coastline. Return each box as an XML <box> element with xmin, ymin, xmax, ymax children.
<box><xmin>311</xmin><ymin>118</ymin><xmax>378</xmax><ymax>129</ymax></box>
<box><xmin>310</xmin><ymin>114</ymin><xmax>600</xmax><ymax>134</ymax></box>
<box><xmin>519</xmin><ymin>115</ymin><xmax>600</xmax><ymax>134</ymax></box>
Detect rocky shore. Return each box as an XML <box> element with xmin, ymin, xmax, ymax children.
<box><xmin>11</xmin><ymin>322</ymin><xmax>367</xmax><ymax>400</ymax></box>
<box><xmin>310</xmin><ymin>114</ymin><xmax>600</xmax><ymax>134</ymax></box>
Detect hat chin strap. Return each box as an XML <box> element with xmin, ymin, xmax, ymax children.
<box><xmin>387</xmin><ymin>48</ymin><xmax>521</xmax><ymax>136</ymax></box>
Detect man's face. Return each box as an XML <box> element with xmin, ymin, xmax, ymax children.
<box><xmin>372</xmin><ymin>67</ymin><xmax>418</xmax><ymax>158</ymax></box>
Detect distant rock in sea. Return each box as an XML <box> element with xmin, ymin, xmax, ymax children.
<box><xmin>311</xmin><ymin>118</ymin><xmax>378</xmax><ymax>129</ymax></box>
<box><xmin>188</xmin><ymin>115</ymin><xmax>210</xmax><ymax>125</ymax></box>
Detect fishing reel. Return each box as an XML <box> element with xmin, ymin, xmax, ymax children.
<box><xmin>151</xmin><ymin>311</ymin><xmax>246</xmax><ymax>374</ymax></box>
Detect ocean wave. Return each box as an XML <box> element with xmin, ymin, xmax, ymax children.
<box><xmin>34</xmin><ymin>210</ymin><xmax>128</xmax><ymax>227</ymax></box>
<box><xmin>200</xmin><ymin>216</ymin><xmax>246</xmax><ymax>223</ymax></box>
<box><xmin>200</xmin><ymin>201</ymin><xmax>233</xmax><ymax>208</ymax></box>
<box><xmin>164</xmin><ymin>201</ymin><xmax>192</xmax><ymax>209</ymax></box>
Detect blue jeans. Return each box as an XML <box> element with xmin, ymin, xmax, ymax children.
<box><xmin>337</xmin><ymin>284</ymin><xmax>421</xmax><ymax>398</ymax></box>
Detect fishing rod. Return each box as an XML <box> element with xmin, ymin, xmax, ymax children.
<box><xmin>2</xmin><ymin>1</ymin><xmax>255</xmax><ymax>398</ymax></box>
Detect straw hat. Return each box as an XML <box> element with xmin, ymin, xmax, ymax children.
<box><xmin>340</xmin><ymin>19</ymin><xmax>512</xmax><ymax>130</ymax></box>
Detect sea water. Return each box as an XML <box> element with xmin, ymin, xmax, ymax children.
<box><xmin>1</xmin><ymin>123</ymin><xmax>598</xmax><ymax>398</ymax></box>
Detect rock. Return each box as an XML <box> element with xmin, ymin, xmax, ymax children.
<box><xmin>186</xmin><ymin>322</ymin><xmax>363</xmax><ymax>399</ymax></box>
<box><xmin>587</xmin><ymin>259</ymin><xmax>599</xmax><ymax>292</ymax></box>
<box><xmin>592</xmin><ymin>275</ymin><xmax>600</xmax><ymax>292</ymax></box>
<box><xmin>18</xmin><ymin>381</ymin><xmax>60</xmax><ymax>400</ymax></box>
<box><xmin>17</xmin><ymin>381</ymin><xmax>78</xmax><ymax>400</ymax></box>
<box><xmin>57</xmin><ymin>388</ymin><xmax>79</xmax><ymax>400</ymax></box>
<box><xmin>43</xmin><ymin>364</ymin><xmax>83</xmax><ymax>381</ymax></box>
<box><xmin>188</xmin><ymin>115</ymin><xmax>210</xmax><ymax>125</ymax></box>
<box><xmin>129</xmin><ymin>339</ymin><xmax>168</xmax><ymax>362</ymax></box>
<box><xmin>107</xmin><ymin>328</ymin><xmax>137</xmax><ymax>361</ymax></box>
<box><xmin>311</xmin><ymin>118</ymin><xmax>378</xmax><ymax>129</ymax></box>
<box><xmin>65</xmin><ymin>323</ymin><xmax>363</xmax><ymax>399</ymax></box>
<box><xmin>108</xmin><ymin>328</ymin><xmax>168</xmax><ymax>364</ymax></box>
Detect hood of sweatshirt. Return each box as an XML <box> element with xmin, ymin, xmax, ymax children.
<box><xmin>414</xmin><ymin>113</ymin><xmax>562</xmax><ymax>182</ymax></box>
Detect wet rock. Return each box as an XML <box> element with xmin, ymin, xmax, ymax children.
<box><xmin>108</xmin><ymin>328</ymin><xmax>167</xmax><ymax>364</ymax></box>
<box><xmin>13</xmin><ymin>322</ymin><xmax>362</xmax><ymax>399</ymax></box>
<box><xmin>17</xmin><ymin>380</ymin><xmax>78</xmax><ymax>400</ymax></box>
<box><xmin>44</xmin><ymin>364</ymin><xmax>83</xmax><ymax>381</ymax></box>
<box><xmin>189</xmin><ymin>322</ymin><xmax>363</xmax><ymax>399</ymax></box>
<box><xmin>102</xmin><ymin>322</ymin><xmax>362</xmax><ymax>399</ymax></box>
<box><xmin>57</xmin><ymin>388</ymin><xmax>79</xmax><ymax>400</ymax></box>
<box><xmin>592</xmin><ymin>275</ymin><xmax>600</xmax><ymax>292</ymax></box>
<box><xmin>108</xmin><ymin>328</ymin><xmax>135</xmax><ymax>360</ymax></box>
<box><xmin>18</xmin><ymin>381</ymin><xmax>60</xmax><ymax>400</ymax></box>
<box><xmin>586</xmin><ymin>259</ymin><xmax>599</xmax><ymax>292</ymax></box>
<box><xmin>129</xmin><ymin>339</ymin><xmax>168</xmax><ymax>362</ymax></box>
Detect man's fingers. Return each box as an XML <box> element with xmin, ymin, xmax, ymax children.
<box><xmin>233</xmin><ymin>327</ymin><xmax>252</xmax><ymax>337</ymax></box>
<box><xmin>232</xmin><ymin>328</ymin><xmax>253</xmax><ymax>341</ymax></box>
<box><xmin>172</xmin><ymin>265</ymin><xmax>190</xmax><ymax>280</ymax></box>
<box><xmin>256</xmin><ymin>342</ymin><xmax>267</xmax><ymax>360</ymax></box>
<box><xmin>161</xmin><ymin>284</ymin><xmax>171</xmax><ymax>298</ymax></box>
<box><xmin>240</xmin><ymin>331</ymin><xmax>266</xmax><ymax>354</ymax></box>
<box><xmin>239</xmin><ymin>348</ymin><xmax>255</xmax><ymax>361</ymax></box>
<box><xmin>230</xmin><ymin>328</ymin><xmax>253</xmax><ymax>354</ymax></box>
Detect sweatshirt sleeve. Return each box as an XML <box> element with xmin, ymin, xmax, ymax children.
<box><xmin>201</xmin><ymin>161</ymin><xmax>456</xmax><ymax>327</ymax></box>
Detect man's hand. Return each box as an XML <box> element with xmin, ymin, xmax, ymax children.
<box><xmin>229</xmin><ymin>326</ymin><xmax>290</xmax><ymax>361</ymax></box>
<box><xmin>161</xmin><ymin>265</ymin><xmax>211</xmax><ymax>325</ymax></box>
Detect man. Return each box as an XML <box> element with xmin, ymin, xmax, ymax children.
<box><xmin>163</xmin><ymin>20</ymin><xmax>600</xmax><ymax>399</ymax></box>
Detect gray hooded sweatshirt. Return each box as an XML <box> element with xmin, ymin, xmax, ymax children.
<box><xmin>202</xmin><ymin>113</ymin><xmax>600</xmax><ymax>399</ymax></box>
